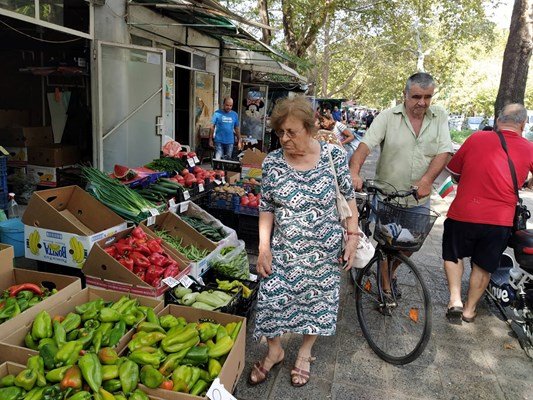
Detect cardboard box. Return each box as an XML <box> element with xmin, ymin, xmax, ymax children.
<box><xmin>240</xmin><ymin>148</ymin><xmax>267</xmax><ymax>179</ymax></box>
<box><xmin>83</xmin><ymin>226</ymin><xmax>191</xmax><ymax>298</ymax></box>
<box><xmin>4</xmin><ymin>146</ymin><xmax>28</xmax><ymax>166</ymax></box>
<box><xmin>0</xmin><ymin>361</ymin><xmax>25</xmax><ymax>379</ymax></box>
<box><xmin>139</xmin><ymin>304</ymin><xmax>246</xmax><ymax>400</ymax></box>
<box><xmin>0</xmin><ymin>243</ymin><xmax>82</xmax><ymax>339</ymax></box>
<box><xmin>28</xmin><ymin>145</ymin><xmax>80</xmax><ymax>167</ymax></box>
<box><xmin>22</xmin><ymin>186</ymin><xmax>127</xmax><ymax>268</ymax></box>
<box><xmin>141</xmin><ymin>212</ymin><xmax>218</xmax><ymax>279</ymax></box>
<box><xmin>2</xmin><ymin>287</ymin><xmax>164</xmax><ymax>357</ymax></box>
<box><xmin>225</xmin><ymin>171</ymin><xmax>240</xmax><ymax>184</ymax></box>
<box><xmin>0</xmin><ymin>109</ymin><xmax>30</xmax><ymax>128</ymax></box>
<box><xmin>0</xmin><ymin>126</ymin><xmax>53</xmax><ymax>147</ymax></box>
<box><xmin>0</xmin><ymin>348</ymin><xmax>32</xmax><ymax>367</ymax></box>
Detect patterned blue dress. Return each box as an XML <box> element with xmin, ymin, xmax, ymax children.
<box><xmin>253</xmin><ymin>141</ymin><xmax>356</xmax><ymax>339</ymax></box>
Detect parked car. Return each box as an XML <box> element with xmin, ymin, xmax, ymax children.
<box><xmin>464</xmin><ymin>116</ymin><xmax>484</xmax><ymax>130</ymax></box>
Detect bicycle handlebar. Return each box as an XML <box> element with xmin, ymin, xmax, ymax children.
<box><xmin>362</xmin><ymin>180</ymin><xmax>419</xmax><ymax>202</ymax></box>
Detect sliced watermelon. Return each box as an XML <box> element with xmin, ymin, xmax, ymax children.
<box><xmin>114</xmin><ymin>164</ymin><xmax>137</xmax><ymax>180</ymax></box>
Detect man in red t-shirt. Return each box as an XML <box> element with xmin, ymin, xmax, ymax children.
<box><xmin>443</xmin><ymin>103</ymin><xmax>533</xmax><ymax>323</ymax></box>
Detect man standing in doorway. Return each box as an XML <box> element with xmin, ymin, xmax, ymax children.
<box><xmin>209</xmin><ymin>97</ymin><xmax>242</xmax><ymax>159</ymax></box>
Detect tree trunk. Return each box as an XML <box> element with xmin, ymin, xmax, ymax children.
<box><xmin>257</xmin><ymin>0</ymin><xmax>272</xmax><ymax>45</ymax></box>
<box><xmin>321</xmin><ymin>14</ymin><xmax>333</xmax><ymax>96</ymax></box>
<box><xmin>494</xmin><ymin>0</ymin><xmax>533</xmax><ymax>121</ymax></box>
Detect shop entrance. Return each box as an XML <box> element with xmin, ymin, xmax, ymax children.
<box><xmin>174</xmin><ymin>66</ymin><xmax>191</xmax><ymax>148</ymax></box>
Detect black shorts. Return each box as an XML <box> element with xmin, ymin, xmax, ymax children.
<box><xmin>442</xmin><ymin>218</ymin><xmax>512</xmax><ymax>273</ymax></box>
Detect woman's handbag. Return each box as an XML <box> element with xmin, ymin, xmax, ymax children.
<box><xmin>351</xmin><ymin>231</ymin><xmax>375</xmax><ymax>269</ymax></box>
<box><xmin>327</xmin><ymin>144</ymin><xmax>352</xmax><ymax>224</ymax></box>
<box><xmin>495</xmin><ymin>131</ymin><xmax>531</xmax><ymax>231</ymax></box>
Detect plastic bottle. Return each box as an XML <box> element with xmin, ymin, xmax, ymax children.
<box><xmin>7</xmin><ymin>193</ymin><xmax>20</xmax><ymax>219</ymax></box>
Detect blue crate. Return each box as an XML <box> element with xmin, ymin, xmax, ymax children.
<box><xmin>0</xmin><ymin>156</ymin><xmax>6</xmax><ymax>175</ymax></box>
<box><xmin>234</xmin><ymin>204</ymin><xmax>259</xmax><ymax>216</ymax></box>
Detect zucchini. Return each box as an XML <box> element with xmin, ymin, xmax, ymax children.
<box><xmin>196</xmin><ymin>292</ymin><xmax>227</xmax><ymax>308</ymax></box>
<box><xmin>191</xmin><ymin>302</ymin><xmax>216</xmax><ymax>311</ymax></box>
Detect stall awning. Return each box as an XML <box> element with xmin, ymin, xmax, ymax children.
<box><xmin>222</xmin><ymin>48</ymin><xmax>306</xmax><ymax>83</ymax></box>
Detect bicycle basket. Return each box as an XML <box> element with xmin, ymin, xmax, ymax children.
<box><xmin>373</xmin><ymin>200</ymin><xmax>439</xmax><ymax>251</ymax></box>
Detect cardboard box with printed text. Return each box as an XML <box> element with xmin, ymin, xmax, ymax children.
<box><xmin>240</xmin><ymin>148</ymin><xmax>267</xmax><ymax>179</ymax></box>
<box><xmin>22</xmin><ymin>186</ymin><xmax>127</xmax><ymax>268</ymax></box>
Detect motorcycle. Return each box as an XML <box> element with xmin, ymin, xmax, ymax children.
<box><xmin>487</xmin><ymin>229</ymin><xmax>533</xmax><ymax>358</ymax></box>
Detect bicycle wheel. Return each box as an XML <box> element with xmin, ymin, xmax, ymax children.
<box><xmin>355</xmin><ymin>252</ymin><xmax>432</xmax><ymax>364</ymax></box>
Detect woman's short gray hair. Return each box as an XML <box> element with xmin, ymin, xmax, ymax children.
<box><xmin>405</xmin><ymin>72</ymin><xmax>435</xmax><ymax>93</ymax></box>
<box><xmin>497</xmin><ymin>103</ymin><xmax>527</xmax><ymax>124</ymax></box>
<box><xmin>270</xmin><ymin>96</ymin><xmax>317</xmax><ymax>135</ymax></box>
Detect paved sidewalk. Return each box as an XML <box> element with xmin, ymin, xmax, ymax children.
<box><xmin>234</xmin><ymin>150</ymin><xmax>533</xmax><ymax>400</ymax></box>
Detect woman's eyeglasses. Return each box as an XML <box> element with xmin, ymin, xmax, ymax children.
<box><xmin>275</xmin><ymin>127</ymin><xmax>306</xmax><ymax>138</ymax></box>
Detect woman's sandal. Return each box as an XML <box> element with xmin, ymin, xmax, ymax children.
<box><xmin>248</xmin><ymin>352</ymin><xmax>285</xmax><ymax>386</ymax></box>
<box><xmin>290</xmin><ymin>355</ymin><xmax>316</xmax><ymax>387</ymax></box>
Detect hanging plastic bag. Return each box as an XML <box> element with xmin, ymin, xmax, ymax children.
<box><xmin>208</xmin><ymin>240</ymin><xmax>250</xmax><ymax>279</ymax></box>
<box><xmin>351</xmin><ymin>232</ymin><xmax>375</xmax><ymax>269</ymax></box>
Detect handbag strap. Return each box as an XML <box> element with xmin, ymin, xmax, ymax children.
<box><xmin>495</xmin><ymin>130</ymin><xmax>521</xmax><ymax>204</ymax></box>
<box><xmin>327</xmin><ymin>144</ymin><xmax>342</xmax><ymax>196</ymax></box>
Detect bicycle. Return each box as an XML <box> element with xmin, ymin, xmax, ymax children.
<box><xmin>351</xmin><ymin>179</ymin><xmax>439</xmax><ymax>364</ymax></box>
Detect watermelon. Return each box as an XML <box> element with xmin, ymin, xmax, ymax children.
<box><xmin>114</xmin><ymin>164</ymin><xmax>137</xmax><ymax>180</ymax></box>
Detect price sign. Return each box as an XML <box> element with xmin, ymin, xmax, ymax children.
<box><xmin>169</xmin><ymin>198</ymin><xmax>176</xmax><ymax>207</ymax></box>
<box><xmin>180</xmin><ymin>202</ymin><xmax>189</xmax><ymax>213</ymax></box>
<box><xmin>249</xmin><ymin>273</ymin><xmax>258</xmax><ymax>282</ymax></box>
<box><xmin>169</xmin><ymin>204</ymin><xmax>178</xmax><ymax>213</ymax></box>
<box><xmin>207</xmin><ymin>379</ymin><xmax>237</xmax><ymax>400</ymax></box>
<box><xmin>221</xmin><ymin>177</ymin><xmax>226</xmax><ymax>184</ymax></box>
<box><xmin>214</xmin><ymin>179</ymin><xmax>221</xmax><ymax>185</ymax></box>
<box><xmin>179</xmin><ymin>275</ymin><xmax>195</xmax><ymax>288</ymax></box>
<box><xmin>187</xmin><ymin>158</ymin><xmax>195</xmax><ymax>167</ymax></box>
<box><xmin>183</xmin><ymin>190</ymin><xmax>190</xmax><ymax>200</ymax></box>
<box><xmin>198</xmin><ymin>184</ymin><xmax>204</xmax><ymax>192</ymax></box>
<box><xmin>146</xmin><ymin>216</ymin><xmax>156</xmax><ymax>226</ymax></box>
<box><xmin>193</xmin><ymin>156</ymin><xmax>200</xmax><ymax>164</ymax></box>
<box><xmin>162</xmin><ymin>276</ymin><xmax>180</xmax><ymax>288</ymax></box>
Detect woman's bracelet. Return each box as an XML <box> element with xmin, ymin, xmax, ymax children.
<box><xmin>346</xmin><ymin>231</ymin><xmax>359</xmax><ymax>236</ymax></box>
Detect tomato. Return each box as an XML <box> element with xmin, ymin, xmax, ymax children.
<box><xmin>181</xmin><ymin>169</ymin><xmax>189</xmax><ymax>176</ymax></box>
<box><xmin>249</xmin><ymin>200</ymin><xmax>259</xmax><ymax>208</ymax></box>
<box><xmin>193</xmin><ymin>166</ymin><xmax>203</xmax><ymax>174</ymax></box>
<box><xmin>159</xmin><ymin>380</ymin><xmax>173</xmax><ymax>390</ymax></box>
<box><xmin>188</xmin><ymin>151</ymin><xmax>197</xmax><ymax>158</ymax></box>
<box><xmin>240</xmin><ymin>196</ymin><xmax>250</xmax><ymax>206</ymax></box>
<box><xmin>197</xmin><ymin>179</ymin><xmax>205</xmax><ymax>185</ymax></box>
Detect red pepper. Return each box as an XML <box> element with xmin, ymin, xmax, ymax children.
<box><xmin>132</xmin><ymin>226</ymin><xmax>147</xmax><ymax>240</ymax></box>
<box><xmin>9</xmin><ymin>283</ymin><xmax>43</xmax><ymax>297</ymax></box>
<box><xmin>150</xmin><ymin>276</ymin><xmax>162</xmax><ymax>288</ymax></box>
<box><xmin>119</xmin><ymin>257</ymin><xmax>134</xmax><ymax>271</ymax></box>
<box><xmin>133</xmin><ymin>237</ymin><xmax>147</xmax><ymax>247</ymax></box>
<box><xmin>124</xmin><ymin>236</ymin><xmax>135</xmax><ymax>247</ymax></box>
<box><xmin>135</xmin><ymin>243</ymin><xmax>152</xmax><ymax>256</ymax></box>
<box><xmin>130</xmin><ymin>251</ymin><xmax>151</xmax><ymax>269</ymax></box>
<box><xmin>104</xmin><ymin>246</ymin><xmax>118</xmax><ymax>258</ymax></box>
<box><xmin>148</xmin><ymin>253</ymin><xmax>167</xmax><ymax>267</ymax></box>
<box><xmin>115</xmin><ymin>242</ymin><xmax>133</xmax><ymax>256</ymax></box>
<box><xmin>145</xmin><ymin>265</ymin><xmax>165</xmax><ymax>284</ymax></box>
<box><xmin>134</xmin><ymin>269</ymin><xmax>146</xmax><ymax>281</ymax></box>
<box><xmin>163</xmin><ymin>263</ymin><xmax>180</xmax><ymax>279</ymax></box>
<box><xmin>146</xmin><ymin>239</ymin><xmax>164</xmax><ymax>254</ymax></box>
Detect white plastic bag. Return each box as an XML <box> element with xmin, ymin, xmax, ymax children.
<box><xmin>208</xmin><ymin>240</ymin><xmax>250</xmax><ymax>279</ymax></box>
<box><xmin>352</xmin><ymin>231</ymin><xmax>375</xmax><ymax>269</ymax></box>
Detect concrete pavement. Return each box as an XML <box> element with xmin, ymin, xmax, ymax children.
<box><xmin>235</xmin><ymin>150</ymin><xmax>533</xmax><ymax>400</ymax></box>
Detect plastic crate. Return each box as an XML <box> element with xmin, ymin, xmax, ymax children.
<box><xmin>201</xmin><ymin>268</ymin><xmax>259</xmax><ymax>318</ymax></box>
<box><xmin>212</xmin><ymin>158</ymin><xmax>241</xmax><ymax>173</ymax></box>
<box><xmin>165</xmin><ymin>282</ymin><xmax>242</xmax><ymax>315</ymax></box>
<box><xmin>237</xmin><ymin>214</ymin><xmax>259</xmax><ymax>253</ymax></box>
<box><xmin>0</xmin><ymin>156</ymin><xmax>7</xmax><ymax>175</ymax></box>
<box><xmin>208</xmin><ymin>191</ymin><xmax>236</xmax><ymax>211</ymax></box>
<box><xmin>233</xmin><ymin>203</ymin><xmax>259</xmax><ymax>216</ymax></box>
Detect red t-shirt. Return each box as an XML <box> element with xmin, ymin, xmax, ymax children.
<box><xmin>447</xmin><ymin>129</ymin><xmax>533</xmax><ymax>226</ymax></box>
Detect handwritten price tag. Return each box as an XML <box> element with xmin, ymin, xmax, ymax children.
<box><xmin>207</xmin><ymin>379</ymin><xmax>237</xmax><ymax>400</ymax></box>
<box><xmin>180</xmin><ymin>202</ymin><xmax>189</xmax><ymax>213</ymax></box>
<box><xmin>146</xmin><ymin>216</ymin><xmax>156</xmax><ymax>226</ymax></box>
<box><xmin>179</xmin><ymin>275</ymin><xmax>195</xmax><ymax>288</ymax></box>
<box><xmin>162</xmin><ymin>276</ymin><xmax>180</xmax><ymax>288</ymax></box>
<box><xmin>187</xmin><ymin>158</ymin><xmax>195</xmax><ymax>167</ymax></box>
<box><xmin>221</xmin><ymin>177</ymin><xmax>226</xmax><ymax>184</ymax></box>
<box><xmin>148</xmin><ymin>208</ymin><xmax>159</xmax><ymax>216</ymax></box>
<box><xmin>193</xmin><ymin>156</ymin><xmax>200</xmax><ymax>163</ymax></box>
<box><xmin>214</xmin><ymin>179</ymin><xmax>221</xmax><ymax>185</ymax></box>
<box><xmin>183</xmin><ymin>190</ymin><xmax>190</xmax><ymax>200</ymax></box>
<box><xmin>198</xmin><ymin>184</ymin><xmax>204</xmax><ymax>192</ymax></box>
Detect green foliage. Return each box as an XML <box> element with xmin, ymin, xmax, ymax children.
<box><xmin>450</xmin><ymin>129</ymin><xmax>473</xmax><ymax>144</ymax></box>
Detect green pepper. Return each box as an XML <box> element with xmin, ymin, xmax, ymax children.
<box><xmin>140</xmin><ymin>365</ymin><xmax>164</xmax><ymax>389</ymax></box>
<box><xmin>28</xmin><ymin>297</ymin><xmax>41</xmax><ymax>308</ymax></box>
<box><xmin>27</xmin><ymin>355</ymin><xmax>46</xmax><ymax>387</ymax></box>
<box><xmin>0</xmin><ymin>386</ymin><xmax>24</xmax><ymax>400</ymax></box>
<box><xmin>110</xmin><ymin>296</ymin><xmax>128</xmax><ymax>310</ymax></box>
<box><xmin>17</xmin><ymin>298</ymin><xmax>30</xmax><ymax>312</ymax></box>
<box><xmin>197</xmin><ymin>322</ymin><xmax>219</xmax><ymax>342</ymax></box>
<box><xmin>54</xmin><ymin>340</ymin><xmax>83</xmax><ymax>366</ymax></box>
<box><xmin>116</xmin><ymin>298</ymin><xmax>137</xmax><ymax>315</ymax></box>
<box><xmin>158</xmin><ymin>348</ymin><xmax>189</xmax><ymax>376</ymax></box>
<box><xmin>42</xmin><ymin>384</ymin><xmax>62</xmax><ymax>400</ymax></box>
<box><xmin>31</xmin><ymin>310</ymin><xmax>52</xmax><ymax>341</ymax></box>
<box><xmin>66</xmin><ymin>329</ymin><xmax>78</xmax><ymax>342</ymax></box>
<box><xmin>75</xmin><ymin>298</ymin><xmax>104</xmax><ymax>315</ymax></box>
<box><xmin>45</xmin><ymin>366</ymin><xmax>70</xmax><ymax>383</ymax></box>
<box><xmin>161</xmin><ymin>334</ymin><xmax>199</xmax><ymax>354</ymax></box>
<box><xmin>99</xmin><ymin>308</ymin><xmax>121</xmax><ymax>323</ymax></box>
<box><xmin>101</xmin><ymin>365</ymin><xmax>119</xmax><ymax>381</ymax></box>
<box><xmin>215</xmin><ymin>325</ymin><xmax>228</xmax><ymax>342</ymax></box>
<box><xmin>129</xmin><ymin>389</ymin><xmax>149</xmax><ymax>400</ymax></box>
<box><xmin>159</xmin><ymin>315</ymin><xmax>181</xmax><ymax>329</ymax></box>
<box><xmin>25</xmin><ymin>332</ymin><xmax>39</xmax><ymax>350</ymax></box>
<box><xmin>0</xmin><ymin>298</ymin><xmax>21</xmax><ymax>320</ymax></box>
<box><xmin>60</xmin><ymin>313</ymin><xmax>81</xmax><ymax>333</ymax></box>
<box><xmin>172</xmin><ymin>365</ymin><xmax>192</xmax><ymax>393</ymax></box>
<box><xmin>190</xmin><ymin>379</ymin><xmax>208</xmax><ymax>396</ymax></box>
<box><xmin>97</xmin><ymin>388</ymin><xmax>115</xmax><ymax>400</ymax></box>
<box><xmin>23</xmin><ymin>386</ymin><xmax>45</xmax><ymax>400</ymax></box>
<box><xmin>121</xmin><ymin>313</ymin><xmax>137</xmax><ymax>326</ymax></box>
<box><xmin>145</xmin><ymin>307</ymin><xmax>159</xmax><ymax>325</ymax></box>
<box><xmin>230</xmin><ymin>320</ymin><xmax>242</xmax><ymax>341</ymax></box>
<box><xmin>66</xmin><ymin>391</ymin><xmax>91</xmax><ymax>400</ymax></box>
<box><xmin>128</xmin><ymin>331</ymin><xmax>166</xmax><ymax>352</ymax></box>
<box><xmin>119</xmin><ymin>359</ymin><xmax>139</xmax><ymax>395</ymax></box>
<box><xmin>113</xmin><ymin>395</ymin><xmax>127</xmax><ymax>400</ymax></box>
<box><xmin>52</xmin><ymin>321</ymin><xmax>66</xmax><ymax>348</ymax></box>
<box><xmin>0</xmin><ymin>374</ymin><xmax>15</xmax><ymax>387</ymax></box>
<box><xmin>108</xmin><ymin>320</ymin><xmax>126</xmax><ymax>347</ymax></box>
<box><xmin>136</xmin><ymin>322</ymin><xmax>165</xmax><ymax>334</ymax></box>
<box><xmin>129</xmin><ymin>350</ymin><xmax>162</xmax><ymax>368</ymax></box>
<box><xmin>188</xmin><ymin>366</ymin><xmax>201</xmax><ymax>389</ymax></box>
<box><xmin>78</xmin><ymin>353</ymin><xmax>102</xmax><ymax>393</ymax></box>
<box><xmin>160</xmin><ymin>325</ymin><xmax>198</xmax><ymax>353</ymax></box>
<box><xmin>102</xmin><ymin>378</ymin><xmax>122</xmax><ymax>393</ymax></box>
<box><xmin>59</xmin><ymin>365</ymin><xmax>82</xmax><ymax>390</ymax></box>
<box><xmin>14</xmin><ymin>368</ymin><xmax>37</xmax><ymax>391</ymax></box>
<box><xmin>39</xmin><ymin>341</ymin><xmax>59</xmax><ymax>370</ymax></box>
<box><xmin>208</xmin><ymin>358</ymin><xmax>222</xmax><ymax>379</ymax></box>
<box><xmin>76</xmin><ymin>329</ymin><xmax>95</xmax><ymax>349</ymax></box>
<box><xmin>98</xmin><ymin>347</ymin><xmax>119</xmax><ymax>365</ymax></box>
<box><xmin>208</xmin><ymin>335</ymin><xmax>234</xmax><ymax>358</ymax></box>
<box><xmin>92</xmin><ymin>330</ymin><xmax>103</xmax><ymax>353</ymax></box>
<box><xmin>182</xmin><ymin>345</ymin><xmax>209</xmax><ymax>367</ymax></box>
<box><xmin>83</xmin><ymin>319</ymin><xmax>100</xmax><ymax>331</ymax></box>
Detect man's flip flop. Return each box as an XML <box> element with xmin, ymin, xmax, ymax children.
<box><xmin>446</xmin><ymin>306</ymin><xmax>463</xmax><ymax>321</ymax></box>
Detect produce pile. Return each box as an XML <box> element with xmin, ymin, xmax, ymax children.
<box><xmin>103</xmin><ymin>227</ymin><xmax>181</xmax><ymax>287</ymax></box>
<box><xmin>209</xmin><ymin>245</ymin><xmax>250</xmax><ymax>280</ymax></box>
<box><xmin>169</xmin><ymin>167</ymin><xmax>222</xmax><ymax>188</ymax></box>
<box><xmin>170</xmin><ymin>285</ymin><xmax>237</xmax><ymax>311</ymax></box>
<box><xmin>0</xmin><ymin>284</ymin><xmax>57</xmax><ymax>324</ymax></box>
<box><xmin>123</xmin><ymin>312</ymin><xmax>242</xmax><ymax>396</ymax></box>
<box><xmin>145</xmin><ymin>157</ymin><xmax>186</xmax><ymax>174</ymax></box>
<box><xmin>179</xmin><ymin>215</ymin><xmax>228</xmax><ymax>242</ymax></box>
<box><xmin>153</xmin><ymin>229</ymin><xmax>209</xmax><ymax>262</ymax></box>
<box><xmin>82</xmin><ymin>167</ymin><xmax>158</xmax><ymax>223</ymax></box>
<box><xmin>133</xmin><ymin>178</ymin><xmax>182</xmax><ymax>204</ymax></box>
<box><xmin>7</xmin><ymin>296</ymin><xmax>158</xmax><ymax>400</ymax></box>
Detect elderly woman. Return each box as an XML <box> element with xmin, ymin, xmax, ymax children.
<box><xmin>249</xmin><ymin>96</ymin><xmax>359</xmax><ymax>387</ymax></box>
